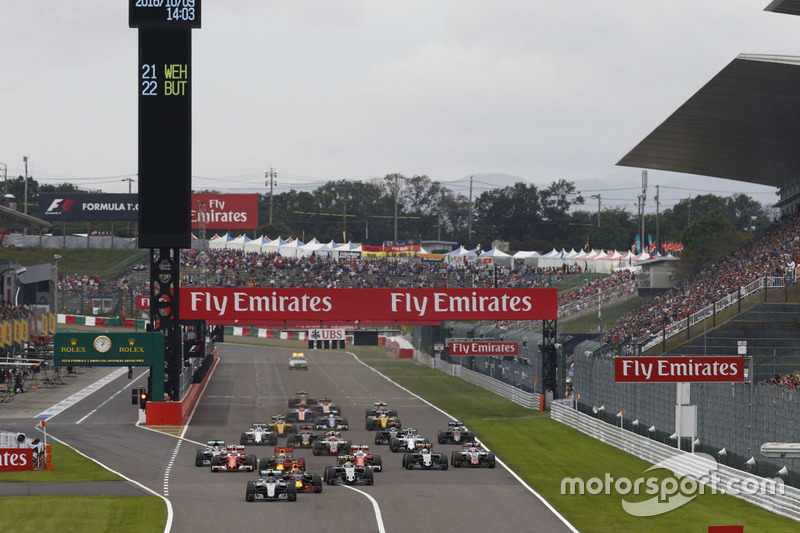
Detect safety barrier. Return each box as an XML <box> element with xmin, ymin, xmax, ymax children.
<box><xmin>551</xmin><ymin>402</ymin><xmax>800</xmax><ymax>521</ymax></box>
<box><xmin>413</xmin><ymin>348</ymin><xmax>541</xmax><ymax>410</ymax></box>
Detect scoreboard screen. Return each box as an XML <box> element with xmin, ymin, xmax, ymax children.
<box><xmin>137</xmin><ymin>29</ymin><xmax>192</xmax><ymax>248</ymax></box>
<box><xmin>129</xmin><ymin>0</ymin><xmax>201</xmax><ymax>29</ymax></box>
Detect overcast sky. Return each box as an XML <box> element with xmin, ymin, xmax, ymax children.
<box><xmin>1</xmin><ymin>1</ymin><xmax>796</xmax><ymax>213</ymax></box>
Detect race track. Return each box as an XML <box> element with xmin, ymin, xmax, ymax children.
<box><xmin>23</xmin><ymin>343</ymin><xmax>577</xmax><ymax>533</ymax></box>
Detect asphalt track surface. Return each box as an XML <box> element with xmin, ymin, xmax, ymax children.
<box><xmin>0</xmin><ymin>342</ymin><xmax>577</xmax><ymax>533</ymax></box>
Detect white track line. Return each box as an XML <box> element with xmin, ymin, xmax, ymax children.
<box><xmin>350</xmin><ymin>351</ymin><xmax>580</xmax><ymax>533</ymax></box>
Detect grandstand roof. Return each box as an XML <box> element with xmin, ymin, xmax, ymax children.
<box><xmin>617</xmin><ymin>55</ymin><xmax>800</xmax><ymax>189</ymax></box>
<box><xmin>0</xmin><ymin>204</ymin><xmax>51</xmax><ymax>231</ymax></box>
<box><xmin>765</xmin><ymin>0</ymin><xmax>800</xmax><ymax>16</ymax></box>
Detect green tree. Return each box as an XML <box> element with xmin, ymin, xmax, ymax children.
<box><xmin>678</xmin><ymin>210</ymin><xmax>747</xmax><ymax>277</ymax></box>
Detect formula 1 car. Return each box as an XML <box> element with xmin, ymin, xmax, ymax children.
<box><xmin>437</xmin><ymin>421</ymin><xmax>475</xmax><ymax>445</ymax></box>
<box><xmin>245</xmin><ymin>471</ymin><xmax>297</xmax><ymax>502</ymax></box>
<box><xmin>365</xmin><ymin>412</ymin><xmax>401</xmax><ymax>431</ymax></box>
<box><xmin>269</xmin><ymin>415</ymin><xmax>295</xmax><ymax>436</ymax></box>
<box><xmin>451</xmin><ymin>442</ymin><xmax>496</xmax><ymax>468</ymax></box>
<box><xmin>323</xmin><ymin>460</ymin><xmax>374</xmax><ymax>486</ymax></box>
<box><xmin>312</xmin><ymin>431</ymin><xmax>352</xmax><ymax>456</ymax></box>
<box><xmin>268</xmin><ymin>463</ymin><xmax>323</xmax><ymax>494</ymax></box>
<box><xmin>346</xmin><ymin>444</ymin><xmax>383</xmax><ymax>472</ymax></box>
<box><xmin>315</xmin><ymin>413</ymin><xmax>349</xmax><ymax>431</ymax></box>
<box><xmin>240</xmin><ymin>423</ymin><xmax>279</xmax><ymax>446</ymax></box>
<box><xmin>288</xmin><ymin>390</ymin><xmax>317</xmax><ymax>408</ymax></box>
<box><xmin>287</xmin><ymin>404</ymin><xmax>317</xmax><ymax>423</ymax></box>
<box><xmin>365</xmin><ymin>401</ymin><xmax>398</xmax><ymax>418</ymax></box>
<box><xmin>195</xmin><ymin>440</ymin><xmax>226</xmax><ymax>467</ymax></box>
<box><xmin>210</xmin><ymin>445</ymin><xmax>257</xmax><ymax>472</ymax></box>
<box><xmin>286</xmin><ymin>425</ymin><xmax>321</xmax><ymax>448</ymax></box>
<box><xmin>259</xmin><ymin>447</ymin><xmax>306</xmax><ymax>472</ymax></box>
<box><xmin>316</xmin><ymin>397</ymin><xmax>341</xmax><ymax>415</ymax></box>
<box><xmin>402</xmin><ymin>443</ymin><xmax>448</xmax><ymax>470</ymax></box>
<box><xmin>374</xmin><ymin>425</ymin><xmax>404</xmax><ymax>445</ymax></box>
<box><xmin>389</xmin><ymin>428</ymin><xmax>431</xmax><ymax>453</ymax></box>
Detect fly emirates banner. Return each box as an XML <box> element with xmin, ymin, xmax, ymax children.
<box><xmin>180</xmin><ymin>288</ymin><xmax>557</xmax><ymax>323</ymax></box>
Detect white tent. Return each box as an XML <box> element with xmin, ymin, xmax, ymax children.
<box><xmin>261</xmin><ymin>236</ymin><xmax>288</xmax><ymax>255</ymax></box>
<box><xmin>297</xmin><ymin>238</ymin><xmax>329</xmax><ymax>258</ymax></box>
<box><xmin>208</xmin><ymin>233</ymin><xmax>233</xmax><ymax>250</ymax></box>
<box><xmin>444</xmin><ymin>246</ymin><xmax>469</xmax><ymax>264</ymax></box>
<box><xmin>227</xmin><ymin>234</ymin><xmax>252</xmax><ymax>250</ymax></box>
<box><xmin>244</xmin><ymin>236</ymin><xmax>270</xmax><ymax>254</ymax></box>
<box><xmin>278</xmin><ymin>238</ymin><xmax>305</xmax><ymax>258</ymax></box>
<box><xmin>481</xmin><ymin>247</ymin><xmax>513</xmax><ymax>266</ymax></box>
<box><xmin>512</xmin><ymin>250</ymin><xmax>541</xmax><ymax>267</ymax></box>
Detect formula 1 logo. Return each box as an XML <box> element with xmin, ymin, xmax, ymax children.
<box><xmin>45</xmin><ymin>198</ymin><xmax>75</xmax><ymax>215</ymax></box>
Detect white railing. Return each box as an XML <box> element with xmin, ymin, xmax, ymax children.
<box><xmin>638</xmin><ymin>274</ymin><xmax>794</xmax><ymax>353</ymax></box>
<box><xmin>414</xmin><ymin>350</ymin><xmax>541</xmax><ymax>410</ymax></box>
<box><xmin>551</xmin><ymin>403</ymin><xmax>800</xmax><ymax>521</ymax></box>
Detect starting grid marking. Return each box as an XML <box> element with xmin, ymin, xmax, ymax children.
<box><xmin>35</xmin><ymin>367</ymin><xmax>129</xmax><ymax>420</ymax></box>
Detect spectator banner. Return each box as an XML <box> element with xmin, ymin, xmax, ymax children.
<box><xmin>180</xmin><ymin>288</ymin><xmax>558</xmax><ymax>324</ymax></box>
<box><xmin>449</xmin><ymin>341</ymin><xmax>519</xmax><ymax>356</ymax></box>
<box><xmin>614</xmin><ymin>356</ymin><xmax>745</xmax><ymax>383</ymax></box>
<box><xmin>192</xmin><ymin>194</ymin><xmax>258</xmax><ymax>230</ymax></box>
<box><xmin>0</xmin><ymin>449</ymin><xmax>34</xmax><ymax>471</ymax></box>
<box><xmin>39</xmin><ymin>193</ymin><xmax>138</xmax><ymax>221</ymax></box>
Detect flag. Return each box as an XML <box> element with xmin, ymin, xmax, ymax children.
<box><xmin>584</xmin><ymin>239</ymin><xmax>589</xmax><ymax>251</ymax></box>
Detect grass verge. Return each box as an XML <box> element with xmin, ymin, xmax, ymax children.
<box><xmin>353</xmin><ymin>348</ymin><xmax>800</xmax><ymax>532</ymax></box>
<box><xmin>0</xmin><ymin>443</ymin><xmax>164</xmax><ymax>533</ymax></box>
<box><xmin>0</xmin><ymin>496</ymin><xmax>165</xmax><ymax>533</ymax></box>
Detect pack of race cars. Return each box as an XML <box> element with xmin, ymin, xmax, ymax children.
<box><xmin>194</xmin><ymin>390</ymin><xmax>496</xmax><ymax>501</ymax></box>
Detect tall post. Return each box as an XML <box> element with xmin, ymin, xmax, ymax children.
<box><xmin>23</xmin><ymin>156</ymin><xmax>28</xmax><ymax>215</ymax></box>
<box><xmin>655</xmin><ymin>184</ymin><xmax>660</xmax><ymax>256</ymax></box>
<box><xmin>394</xmin><ymin>174</ymin><xmax>399</xmax><ymax>241</ymax></box>
<box><xmin>468</xmin><ymin>175</ymin><xmax>473</xmax><ymax>241</ymax></box>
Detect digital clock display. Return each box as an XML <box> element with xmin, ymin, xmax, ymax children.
<box><xmin>129</xmin><ymin>0</ymin><xmax>201</xmax><ymax>29</ymax></box>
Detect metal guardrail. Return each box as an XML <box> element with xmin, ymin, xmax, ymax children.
<box><xmin>551</xmin><ymin>402</ymin><xmax>800</xmax><ymax>521</ymax></box>
<box><xmin>414</xmin><ymin>350</ymin><xmax>541</xmax><ymax>410</ymax></box>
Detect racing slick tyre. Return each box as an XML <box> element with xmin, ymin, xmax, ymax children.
<box><xmin>441</xmin><ymin>459</ymin><xmax>448</xmax><ymax>470</ymax></box>
<box><xmin>437</xmin><ymin>430</ymin><xmax>446</xmax><ymax>444</ymax></box>
<box><xmin>374</xmin><ymin>433</ymin><xmax>384</xmax><ymax>445</ymax></box>
<box><xmin>240</xmin><ymin>432</ymin><xmax>248</xmax><ymax>445</ymax></box>
<box><xmin>403</xmin><ymin>453</ymin><xmax>412</xmax><ymax>470</ymax></box>
<box><xmin>372</xmin><ymin>455</ymin><xmax>382</xmax><ymax>472</ymax></box>
<box><xmin>340</xmin><ymin>417</ymin><xmax>349</xmax><ymax>429</ymax></box>
<box><xmin>246</xmin><ymin>455</ymin><xmax>257</xmax><ymax>470</ymax></box>
<box><xmin>210</xmin><ymin>456</ymin><xmax>221</xmax><ymax>472</ymax></box>
<box><xmin>313</xmin><ymin>441</ymin><xmax>324</xmax><ymax>456</ymax></box>
<box><xmin>287</xmin><ymin>483</ymin><xmax>297</xmax><ymax>501</ymax></box>
<box><xmin>390</xmin><ymin>438</ymin><xmax>400</xmax><ymax>453</ymax></box>
<box><xmin>195</xmin><ymin>450</ymin><xmax>205</xmax><ymax>467</ymax></box>
<box><xmin>466</xmin><ymin>431</ymin><xmax>475</xmax><ymax>441</ymax></box>
<box><xmin>311</xmin><ymin>474</ymin><xmax>323</xmax><ymax>493</ymax></box>
<box><xmin>245</xmin><ymin>481</ymin><xmax>256</xmax><ymax>502</ymax></box>
<box><xmin>365</xmin><ymin>468</ymin><xmax>374</xmax><ymax>485</ymax></box>
<box><xmin>365</xmin><ymin>419</ymin><xmax>374</xmax><ymax>431</ymax></box>
<box><xmin>487</xmin><ymin>452</ymin><xmax>496</xmax><ymax>468</ymax></box>
<box><xmin>342</xmin><ymin>440</ymin><xmax>352</xmax><ymax>453</ymax></box>
<box><xmin>451</xmin><ymin>452</ymin><xmax>460</xmax><ymax>467</ymax></box>
<box><xmin>324</xmin><ymin>466</ymin><xmax>336</xmax><ymax>485</ymax></box>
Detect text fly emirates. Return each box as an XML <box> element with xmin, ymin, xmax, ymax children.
<box><xmin>188</xmin><ymin>291</ymin><xmax>535</xmax><ymax>317</ymax></box>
